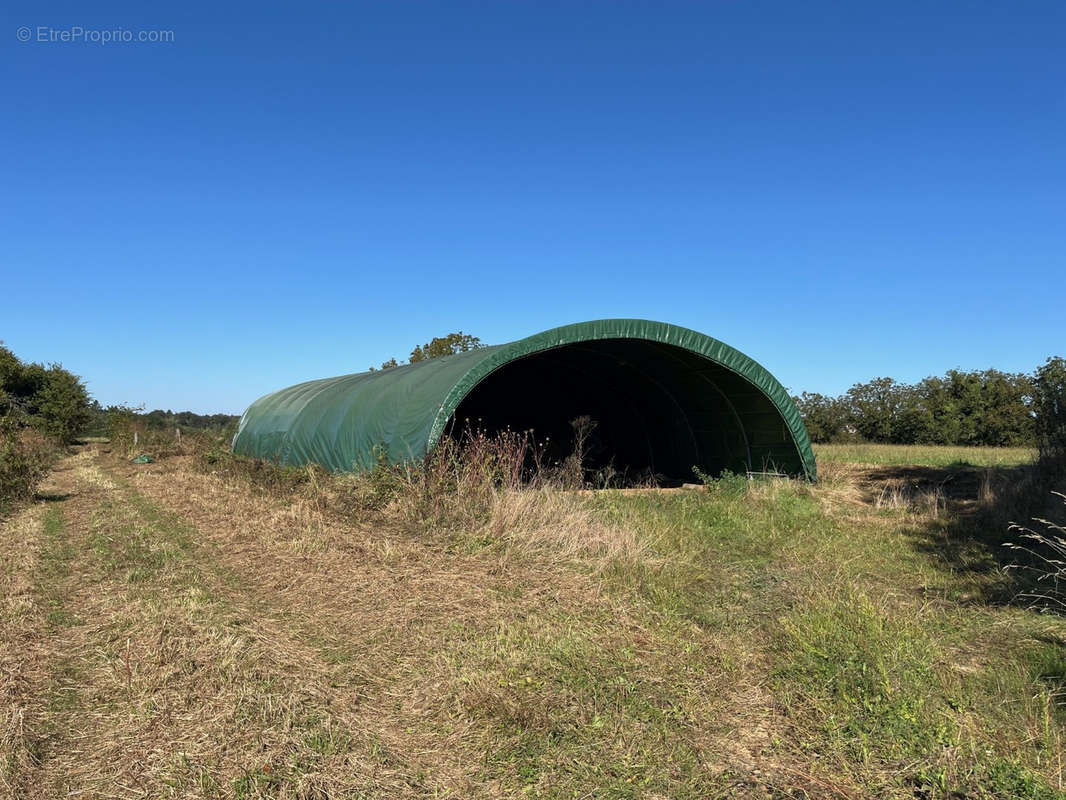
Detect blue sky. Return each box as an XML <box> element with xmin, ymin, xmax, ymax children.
<box><xmin>3</xmin><ymin>1</ymin><xmax>1063</xmax><ymax>413</ymax></box>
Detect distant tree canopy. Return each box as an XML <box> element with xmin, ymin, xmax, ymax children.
<box><xmin>370</xmin><ymin>331</ymin><xmax>483</xmax><ymax>371</ymax></box>
<box><xmin>794</xmin><ymin>360</ymin><xmax>1064</xmax><ymax>448</ymax></box>
<box><xmin>0</xmin><ymin>343</ymin><xmax>91</xmax><ymax>443</ymax></box>
<box><xmin>81</xmin><ymin>402</ymin><xmax>239</xmax><ymax>437</ymax></box>
<box><xmin>409</xmin><ymin>332</ymin><xmax>482</xmax><ymax>363</ymax></box>
<box><xmin>138</xmin><ymin>408</ymin><xmax>238</xmax><ymax>430</ymax></box>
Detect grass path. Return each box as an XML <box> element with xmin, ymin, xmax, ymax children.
<box><xmin>2</xmin><ymin>450</ymin><xmax>425</xmax><ymax>796</ymax></box>
<box><xmin>2</xmin><ymin>447</ymin><xmax>1066</xmax><ymax>798</ymax></box>
<box><xmin>1</xmin><ymin>450</ymin><xmax>764</xmax><ymax>797</ymax></box>
<box><xmin>109</xmin><ymin>454</ymin><xmax>760</xmax><ymax>797</ymax></box>
<box><xmin>0</xmin><ymin>457</ymin><xmax>90</xmax><ymax>798</ymax></box>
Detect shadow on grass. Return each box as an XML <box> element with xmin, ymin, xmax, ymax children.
<box><xmin>858</xmin><ymin>461</ymin><xmax>1066</xmax><ymax>606</ymax></box>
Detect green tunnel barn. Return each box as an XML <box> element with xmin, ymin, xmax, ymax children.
<box><xmin>232</xmin><ymin>319</ymin><xmax>817</xmax><ymax>482</ymax></box>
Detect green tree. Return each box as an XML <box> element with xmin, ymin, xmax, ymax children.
<box><xmin>891</xmin><ymin>382</ymin><xmax>931</xmax><ymax>444</ymax></box>
<box><xmin>0</xmin><ymin>346</ymin><xmax>23</xmax><ymax>389</ymax></box>
<box><xmin>0</xmin><ymin>346</ymin><xmax>44</xmax><ymax>414</ymax></box>
<box><xmin>916</xmin><ymin>370</ymin><xmax>1034</xmax><ymax>447</ymax></box>
<box><xmin>1034</xmin><ymin>356</ymin><xmax>1066</xmax><ymax>461</ymax></box>
<box><xmin>409</xmin><ymin>331</ymin><xmax>482</xmax><ymax>363</ymax></box>
<box><xmin>844</xmin><ymin>377</ymin><xmax>905</xmax><ymax>442</ymax></box>
<box><xmin>916</xmin><ymin>375</ymin><xmax>958</xmax><ymax>445</ymax></box>
<box><xmin>371</xmin><ymin>332</ymin><xmax>483</xmax><ymax>371</ymax></box>
<box><xmin>973</xmin><ymin>369</ymin><xmax>1034</xmax><ymax>446</ymax></box>
<box><xmin>808</xmin><ymin>368</ymin><xmax>1037</xmax><ymax>447</ymax></box>
<box><xmin>793</xmin><ymin>392</ymin><xmax>852</xmax><ymax>443</ymax></box>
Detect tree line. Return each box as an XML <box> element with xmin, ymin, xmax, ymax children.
<box><xmin>81</xmin><ymin>403</ymin><xmax>239</xmax><ymax>436</ymax></box>
<box><xmin>793</xmin><ymin>357</ymin><xmax>1066</xmax><ymax>452</ymax></box>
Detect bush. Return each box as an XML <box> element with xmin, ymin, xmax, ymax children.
<box><xmin>0</xmin><ymin>415</ymin><xmax>57</xmax><ymax>514</ymax></box>
<box><xmin>106</xmin><ymin>406</ymin><xmax>155</xmax><ymax>458</ymax></box>
<box><xmin>196</xmin><ymin>442</ymin><xmax>316</xmax><ymax>496</ymax></box>
<box><xmin>106</xmin><ymin>405</ymin><xmax>235</xmax><ymax>461</ymax></box>
<box><xmin>33</xmin><ymin>366</ymin><xmax>91</xmax><ymax>442</ymax></box>
<box><xmin>0</xmin><ymin>344</ymin><xmax>91</xmax><ymax>444</ymax></box>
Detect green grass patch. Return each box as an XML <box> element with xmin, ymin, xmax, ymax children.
<box><xmin>774</xmin><ymin>595</ymin><xmax>1066</xmax><ymax>798</ymax></box>
<box><xmin>89</xmin><ymin>499</ymin><xmax>186</xmax><ymax>583</ymax></box>
<box><xmin>38</xmin><ymin>505</ymin><xmax>76</xmax><ymax>627</ymax></box>
<box><xmin>580</xmin><ymin>477</ymin><xmax>1066</xmax><ymax>797</ymax></box>
<box><xmin>46</xmin><ymin>656</ymin><xmax>85</xmax><ymax>713</ymax></box>
<box><xmin>436</xmin><ymin>617</ymin><xmax>721</xmax><ymax>797</ymax></box>
<box><xmin>774</xmin><ymin>591</ymin><xmax>952</xmax><ymax>766</ymax></box>
<box><xmin>815</xmin><ymin>442</ymin><xmax>1037</xmax><ymax>467</ymax></box>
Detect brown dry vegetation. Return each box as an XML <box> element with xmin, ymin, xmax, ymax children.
<box><xmin>2</xmin><ymin>443</ymin><xmax>1066</xmax><ymax>798</ymax></box>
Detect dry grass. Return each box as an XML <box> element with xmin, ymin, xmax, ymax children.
<box><xmin>0</xmin><ymin>448</ymin><xmax>684</xmax><ymax>797</ymax></box>
<box><xmin>1006</xmin><ymin>493</ymin><xmax>1066</xmax><ymax>613</ymax></box>
<box><xmin>4</xmin><ymin>445</ymin><xmax>1066</xmax><ymax>798</ymax></box>
<box><xmin>479</xmin><ymin>488</ymin><xmax>644</xmax><ymax>561</ymax></box>
<box><xmin>872</xmin><ymin>479</ymin><xmax>944</xmax><ymax>518</ymax></box>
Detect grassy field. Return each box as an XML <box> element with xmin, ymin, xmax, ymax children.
<box><xmin>814</xmin><ymin>442</ymin><xmax>1037</xmax><ymax>467</ymax></box>
<box><xmin>2</xmin><ymin>444</ymin><xmax>1065</xmax><ymax>798</ymax></box>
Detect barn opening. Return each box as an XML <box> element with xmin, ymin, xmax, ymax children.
<box><xmin>449</xmin><ymin>338</ymin><xmax>799</xmax><ymax>484</ymax></box>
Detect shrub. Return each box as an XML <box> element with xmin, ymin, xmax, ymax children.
<box><xmin>106</xmin><ymin>405</ymin><xmax>224</xmax><ymax>461</ymax></box>
<box><xmin>33</xmin><ymin>366</ymin><xmax>92</xmax><ymax>442</ymax></box>
<box><xmin>0</xmin><ymin>344</ymin><xmax>91</xmax><ymax>444</ymax></box>
<box><xmin>195</xmin><ymin>438</ymin><xmax>316</xmax><ymax>495</ymax></box>
<box><xmin>0</xmin><ymin>415</ymin><xmax>57</xmax><ymax>514</ymax></box>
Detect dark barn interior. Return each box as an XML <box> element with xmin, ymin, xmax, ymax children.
<box><xmin>449</xmin><ymin>339</ymin><xmax>802</xmax><ymax>484</ymax></box>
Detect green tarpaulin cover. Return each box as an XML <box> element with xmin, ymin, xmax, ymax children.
<box><xmin>232</xmin><ymin>319</ymin><xmax>816</xmax><ymax>481</ymax></box>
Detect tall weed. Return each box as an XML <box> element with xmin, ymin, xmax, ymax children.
<box><xmin>1006</xmin><ymin>493</ymin><xmax>1066</xmax><ymax>611</ymax></box>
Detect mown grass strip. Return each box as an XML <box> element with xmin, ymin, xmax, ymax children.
<box><xmin>38</xmin><ymin>505</ymin><xmax>75</xmax><ymax>629</ymax></box>
<box><xmin>82</xmin><ymin>467</ymin><xmax>369</xmax><ymax>797</ymax></box>
<box><xmin>814</xmin><ymin>443</ymin><xmax>1037</xmax><ymax>467</ymax></box>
